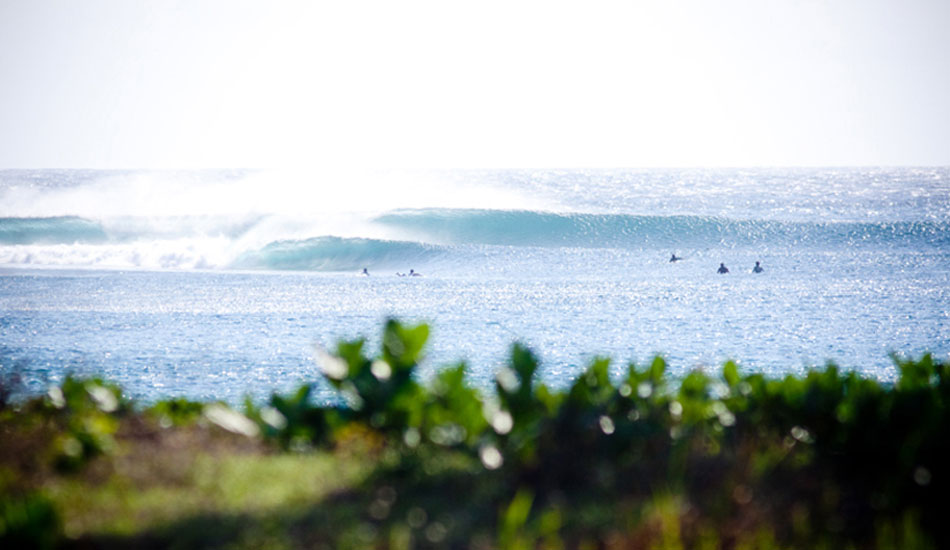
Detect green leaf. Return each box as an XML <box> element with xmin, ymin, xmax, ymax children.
<box><xmin>382</xmin><ymin>319</ymin><xmax>429</xmax><ymax>368</ymax></box>
<box><xmin>509</xmin><ymin>343</ymin><xmax>539</xmax><ymax>390</ymax></box>
<box><xmin>723</xmin><ymin>360</ymin><xmax>740</xmax><ymax>388</ymax></box>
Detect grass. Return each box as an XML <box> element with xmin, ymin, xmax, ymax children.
<box><xmin>47</xmin><ymin>448</ymin><xmax>370</xmax><ymax>538</ymax></box>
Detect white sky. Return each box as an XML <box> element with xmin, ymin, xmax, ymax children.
<box><xmin>0</xmin><ymin>0</ymin><xmax>948</xmax><ymax>169</ymax></box>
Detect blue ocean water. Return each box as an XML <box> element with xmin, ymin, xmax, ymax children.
<box><xmin>1</xmin><ymin>168</ymin><xmax>948</xmax><ymax>404</ymax></box>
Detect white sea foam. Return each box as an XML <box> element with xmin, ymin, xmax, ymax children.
<box><xmin>0</xmin><ymin>168</ymin><xmax>552</xmax><ymax>270</ymax></box>
<box><xmin>0</xmin><ymin>238</ymin><xmax>234</xmax><ymax>270</ymax></box>
<box><xmin>1</xmin><ymin>168</ymin><xmax>948</xmax><ymax>271</ymax></box>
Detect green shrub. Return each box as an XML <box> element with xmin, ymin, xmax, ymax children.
<box><xmin>43</xmin><ymin>375</ymin><xmax>128</xmax><ymax>471</ymax></box>
<box><xmin>148</xmin><ymin>397</ymin><xmax>205</xmax><ymax>427</ymax></box>
<box><xmin>0</xmin><ymin>490</ymin><xmax>59</xmax><ymax>550</ymax></box>
<box><xmin>5</xmin><ymin>320</ymin><xmax>946</xmax><ymax>548</ymax></box>
<box><xmin>290</xmin><ymin>319</ymin><xmax>947</xmax><ymax>548</ymax></box>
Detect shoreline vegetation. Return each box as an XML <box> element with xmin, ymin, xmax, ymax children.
<box><xmin>1</xmin><ymin>320</ymin><xmax>947</xmax><ymax>549</ymax></box>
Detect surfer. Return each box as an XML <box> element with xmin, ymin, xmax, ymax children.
<box><xmin>670</xmin><ymin>253</ymin><xmax>681</xmax><ymax>262</ymax></box>
<box><xmin>717</xmin><ymin>263</ymin><xmax>730</xmax><ymax>274</ymax></box>
<box><xmin>361</xmin><ymin>268</ymin><xmax>369</xmax><ymax>276</ymax></box>
<box><xmin>409</xmin><ymin>269</ymin><xmax>422</xmax><ymax>277</ymax></box>
<box><xmin>752</xmin><ymin>261</ymin><xmax>763</xmax><ymax>273</ymax></box>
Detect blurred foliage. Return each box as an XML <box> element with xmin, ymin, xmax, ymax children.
<box><xmin>0</xmin><ymin>487</ymin><xmax>59</xmax><ymax>550</ymax></box>
<box><xmin>1</xmin><ymin>319</ymin><xmax>947</xmax><ymax>549</ymax></box>
<box><xmin>148</xmin><ymin>397</ymin><xmax>204</xmax><ymax>427</ymax></box>
<box><xmin>41</xmin><ymin>375</ymin><xmax>129</xmax><ymax>472</ymax></box>
<box><xmin>231</xmin><ymin>320</ymin><xmax>949</xmax><ymax>548</ymax></box>
<box><xmin>0</xmin><ymin>364</ymin><xmax>26</xmax><ymax>411</ymax></box>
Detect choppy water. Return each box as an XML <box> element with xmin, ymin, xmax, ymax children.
<box><xmin>1</xmin><ymin>168</ymin><xmax>948</xmax><ymax>403</ymax></box>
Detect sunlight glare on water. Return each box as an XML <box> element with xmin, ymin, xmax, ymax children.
<box><xmin>1</xmin><ymin>168</ymin><xmax>948</xmax><ymax>403</ymax></box>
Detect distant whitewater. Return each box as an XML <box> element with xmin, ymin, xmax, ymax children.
<box><xmin>1</xmin><ymin>168</ymin><xmax>948</xmax><ymax>274</ymax></box>
<box><xmin>2</xmin><ymin>210</ymin><xmax>948</xmax><ymax>273</ymax></box>
<box><xmin>1</xmin><ymin>168</ymin><xmax>949</xmax><ymax>403</ymax></box>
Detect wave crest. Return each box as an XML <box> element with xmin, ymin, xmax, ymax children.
<box><xmin>0</xmin><ymin>216</ymin><xmax>108</xmax><ymax>245</ymax></box>
<box><xmin>2</xmin><ymin>209</ymin><xmax>947</xmax><ymax>271</ymax></box>
<box><xmin>376</xmin><ymin>209</ymin><xmax>950</xmax><ymax>249</ymax></box>
<box><xmin>231</xmin><ymin>236</ymin><xmax>445</xmax><ymax>272</ymax></box>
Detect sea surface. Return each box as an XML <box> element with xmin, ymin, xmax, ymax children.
<box><xmin>1</xmin><ymin>168</ymin><xmax>948</xmax><ymax>404</ymax></box>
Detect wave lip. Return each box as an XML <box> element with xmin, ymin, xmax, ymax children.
<box><xmin>3</xmin><ymin>209</ymin><xmax>948</xmax><ymax>272</ymax></box>
<box><xmin>0</xmin><ymin>216</ymin><xmax>108</xmax><ymax>245</ymax></box>
<box><xmin>376</xmin><ymin>209</ymin><xmax>723</xmax><ymax>247</ymax></box>
<box><xmin>375</xmin><ymin>209</ymin><xmax>950</xmax><ymax>249</ymax></box>
<box><xmin>230</xmin><ymin>236</ymin><xmax>446</xmax><ymax>272</ymax></box>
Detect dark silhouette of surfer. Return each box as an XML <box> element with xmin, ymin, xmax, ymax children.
<box><xmin>409</xmin><ymin>269</ymin><xmax>422</xmax><ymax>277</ymax></box>
<box><xmin>752</xmin><ymin>261</ymin><xmax>763</xmax><ymax>273</ymax></box>
<box><xmin>361</xmin><ymin>268</ymin><xmax>369</xmax><ymax>276</ymax></box>
<box><xmin>670</xmin><ymin>253</ymin><xmax>681</xmax><ymax>262</ymax></box>
<box><xmin>717</xmin><ymin>263</ymin><xmax>730</xmax><ymax>274</ymax></box>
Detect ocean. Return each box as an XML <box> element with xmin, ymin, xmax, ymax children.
<box><xmin>1</xmin><ymin>168</ymin><xmax>948</xmax><ymax>404</ymax></box>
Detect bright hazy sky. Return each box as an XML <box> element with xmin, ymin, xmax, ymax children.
<box><xmin>0</xmin><ymin>0</ymin><xmax>948</xmax><ymax>169</ymax></box>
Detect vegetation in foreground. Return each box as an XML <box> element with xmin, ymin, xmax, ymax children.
<box><xmin>1</xmin><ymin>320</ymin><xmax>948</xmax><ymax>549</ymax></box>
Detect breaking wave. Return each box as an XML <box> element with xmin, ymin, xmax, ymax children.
<box><xmin>1</xmin><ymin>209</ymin><xmax>947</xmax><ymax>271</ymax></box>
<box><xmin>0</xmin><ymin>216</ymin><xmax>108</xmax><ymax>245</ymax></box>
<box><xmin>375</xmin><ymin>209</ymin><xmax>950</xmax><ymax>249</ymax></box>
<box><xmin>231</xmin><ymin>236</ymin><xmax>445</xmax><ymax>272</ymax></box>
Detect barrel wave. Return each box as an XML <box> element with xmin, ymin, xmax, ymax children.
<box><xmin>375</xmin><ymin>209</ymin><xmax>950</xmax><ymax>250</ymax></box>
<box><xmin>1</xmin><ymin>208</ymin><xmax>948</xmax><ymax>271</ymax></box>
<box><xmin>231</xmin><ymin>236</ymin><xmax>446</xmax><ymax>272</ymax></box>
<box><xmin>0</xmin><ymin>216</ymin><xmax>108</xmax><ymax>245</ymax></box>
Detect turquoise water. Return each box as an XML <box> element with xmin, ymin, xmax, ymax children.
<box><xmin>1</xmin><ymin>168</ymin><xmax>948</xmax><ymax>403</ymax></box>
